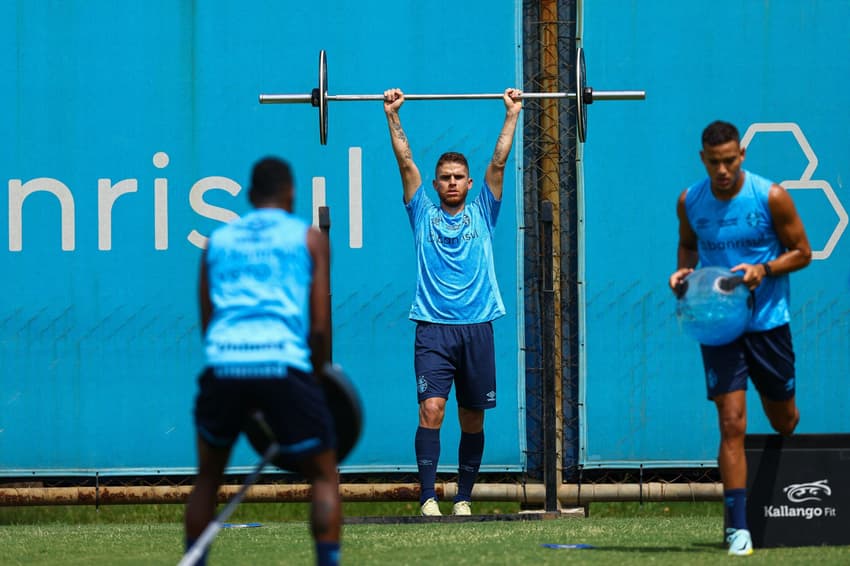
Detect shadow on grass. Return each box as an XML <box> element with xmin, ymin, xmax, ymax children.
<box><xmin>570</xmin><ymin>543</ymin><xmax>723</xmax><ymax>554</ymax></box>
<box><xmin>690</xmin><ymin>541</ymin><xmax>726</xmax><ymax>550</ymax></box>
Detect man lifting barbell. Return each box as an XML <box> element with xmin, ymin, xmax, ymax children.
<box><xmin>383</xmin><ymin>86</ymin><xmax>522</xmax><ymax>516</ymax></box>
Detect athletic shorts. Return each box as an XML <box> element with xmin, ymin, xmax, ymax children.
<box><xmin>413</xmin><ymin>321</ymin><xmax>497</xmax><ymax>409</ymax></box>
<box><xmin>700</xmin><ymin>323</ymin><xmax>796</xmax><ymax>401</ymax></box>
<box><xmin>193</xmin><ymin>367</ymin><xmax>336</xmax><ymax>458</ymax></box>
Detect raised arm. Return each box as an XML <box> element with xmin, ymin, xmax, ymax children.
<box><xmin>484</xmin><ymin>88</ymin><xmax>523</xmax><ymax>200</ymax></box>
<box><xmin>384</xmin><ymin>88</ymin><xmax>422</xmax><ymax>204</ymax></box>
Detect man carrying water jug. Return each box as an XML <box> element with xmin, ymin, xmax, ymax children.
<box><xmin>668</xmin><ymin>120</ymin><xmax>812</xmax><ymax>556</ymax></box>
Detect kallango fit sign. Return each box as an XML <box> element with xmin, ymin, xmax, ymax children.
<box><xmin>745</xmin><ymin>435</ymin><xmax>849</xmax><ymax>548</ymax></box>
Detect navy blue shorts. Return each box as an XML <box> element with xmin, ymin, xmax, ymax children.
<box><xmin>413</xmin><ymin>322</ymin><xmax>497</xmax><ymax>410</ymax></box>
<box><xmin>193</xmin><ymin>367</ymin><xmax>336</xmax><ymax>458</ymax></box>
<box><xmin>700</xmin><ymin>323</ymin><xmax>796</xmax><ymax>401</ymax></box>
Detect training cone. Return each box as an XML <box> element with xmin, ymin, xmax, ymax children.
<box><xmin>675</xmin><ymin>266</ymin><xmax>753</xmax><ymax>346</ymax></box>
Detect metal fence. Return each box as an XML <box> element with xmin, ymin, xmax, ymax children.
<box><xmin>521</xmin><ymin>0</ymin><xmax>580</xmax><ymax>483</ymax></box>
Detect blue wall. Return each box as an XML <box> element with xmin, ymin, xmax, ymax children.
<box><xmin>0</xmin><ymin>1</ymin><xmax>524</xmax><ymax>475</ymax></box>
<box><xmin>581</xmin><ymin>0</ymin><xmax>850</xmax><ymax>466</ymax></box>
<box><xmin>7</xmin><ymin>0</ymin><xmax>845</xmax><ymax>477</ymax></box>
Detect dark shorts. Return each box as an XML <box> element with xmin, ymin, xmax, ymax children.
<box><xmin>414</xmin><ymin>321</ymin><xmax>497</xmax><ymax>410</ymax></box>
<box><xmin>700</xmin><ymin>323</ymin><xmax>796</xmax><ymax>401</ymax></box>
<box><xmin>193</xmin><ymin>367</ymin><xmax>336</xmax><ymax>458</ymax></box>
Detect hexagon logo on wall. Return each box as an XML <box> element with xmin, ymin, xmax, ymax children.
<box><xmin>742</xmin><ymin>123</ymin><xmax>847</xmax><ymax>260</ymax></box>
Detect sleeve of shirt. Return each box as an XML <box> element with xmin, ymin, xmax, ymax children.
<box><xmin>405</xmin><ymin>185</ymin><xmax>427</xmax><ymax>231</ymax></box>
<box><xmin>475</xmin><ymin>181</ymin><xmax>501</xmax><ymax>233</ymax></box>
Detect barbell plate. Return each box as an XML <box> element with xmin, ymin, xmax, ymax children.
<box><xmin>319</xmin><ymin>50</ymin><xmax>328</xmax><ymax>145</ymax></box>
<box><xmin>577</xmin><ymin>47</ymin><xmax>587</xmax><ymax>143</ymax></box>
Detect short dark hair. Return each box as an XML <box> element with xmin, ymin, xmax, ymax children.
<box><xmin>248</xmin><ymin>157</ymin><xmax>294</xmax><ymax>205</ymax></box>
<box><xmin>702</xmin><ymin>121</ymin><xmax>740</xmax><ymax>147</ymax></box>
<box><xmin>434</xmin><ymin>152</ymin><xmax>469</xmax><ymax>177</ymax></box>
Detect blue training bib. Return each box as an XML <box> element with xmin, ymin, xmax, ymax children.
<box><xmin>204</xmin><ymin>208</ymin><xmax>314</xmax><ymax>376</ymax></box>
<box><xmin>685</xmin><ymin>170</ymin><xmax>791</xmax><ymax>331</ymax></box>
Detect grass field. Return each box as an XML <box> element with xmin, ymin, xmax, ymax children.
<box><xmin>1</xmin><ymin>501</ymin><xmax>848</xmax><ymax>565</ymax></box>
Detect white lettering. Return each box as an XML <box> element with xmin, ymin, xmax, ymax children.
<box><xmin>153</xmin><ymin>152</ymin><xmax>170</xmax><ymax>250</ymax></box>
<box><xmin>187</xmin><ymin>176</ymin><xmax>241</xmax><ymax>249</ymax></box>
<box><xmin>9</xmin><ymin>178</ymin><xmax>75</xmax><ymax>251</ymax></box>
<box><xmin>764</xmin><ymin>504</ymin><xmax>837</xmax><ymax>519</ymax></box>
<box><xmin>312</xmin><ymin>176</ymin><xmax>326</xmax><ymax>227</ymax></box>
<box><xmin>349</xmin><ymin>147</ymin><xmax>362</xmax><ymax>249</ymax></box>
<box><xmin>6</xmin><ymin>148</ymin><xmax>363</xmax><ymax>252</ymax></box>
<box><xmin>98</xmin><ymin>179</ymin><xmax>138</xmax><ymax>251</ymax></box>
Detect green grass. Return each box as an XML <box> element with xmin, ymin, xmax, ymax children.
<box><xmin>0</xmin><ymin>502</ymin><xmax>848</xmax><ymax>565</ymax></box>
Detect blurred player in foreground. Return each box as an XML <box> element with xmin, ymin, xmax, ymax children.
<box><xmin>669</xmin><ymin>121</ymin><xmax>811</xmax><ymax>555</ymax></box>
<box><xmin>185</xmin><ymin>157</ymin><xmax>341</xmax><ymax>565</ymax></box>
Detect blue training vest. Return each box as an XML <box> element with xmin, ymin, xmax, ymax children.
<box><xmin>684</xmin><ymin>170</ymin><xmax>791</xmax><ymax>331</ymax></box>
<box><xmin>404</xmin><ymin>182</ymin><xmax>505</xmax><ymax>324</ymax></box>
<box><xmin>204</xmin><ymin>208</ymin><xmax>313</xmax><ymax>376</ymax></box>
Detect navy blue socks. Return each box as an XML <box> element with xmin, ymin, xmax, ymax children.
<box><xmin>724</xmin><ymin>488</ymin><xmax>748</xmax><ymax>530</ymax></box>
<box><xmin>415</xmin><ymin>426</ymin><xmax>441</xmax><ymax>503</ymax></box>
<box><xmin>316</xmin><ymin>541</ymin><xmax>340</xmax><ymax>566</ymax></box>
<box><xmin>456</xmin><ymin>431</ymin><xmax>484</xmax><ymax>503</ymax></box>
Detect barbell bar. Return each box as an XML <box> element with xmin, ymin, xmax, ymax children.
<box><xmin>258</xmin><ymin>48</ymin><xmax>645</xmax><ymax>144</ymax></box>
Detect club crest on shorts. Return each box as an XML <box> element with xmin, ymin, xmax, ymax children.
<box><xmin>417</xmin><ymin>375</ymin><xmax>428</xmax><ymax>393</ymax></box>
<box><xmin>706</xmin><ymin>368</ymin><xmax>718</xmax><ymax>389</ymax></box>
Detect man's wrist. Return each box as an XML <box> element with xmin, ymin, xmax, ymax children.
<box><xmin>762</xmin><ymin>262</ymin><xmax>773</xmax><ymax>277</ymax></box>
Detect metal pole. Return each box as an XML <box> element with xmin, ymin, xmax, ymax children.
<box><xmin>0</xmin><ymin>482</ymin><xmax>724</xmax><ymax>506</ymax></box>
<box><xmin>259</xmin><ymin>90</ymin><xmax>645</xmax><ymax>104</ymax></box>
<box><xmin>178</xmin><ymin>441</ymin><xmax>280</xmax><ymax>566</ymax></box>
<box><xmin>332</xmin><ymin>92</ymin><xmax>644</xmax><ymax>101</ymax></box>
<box><xmin>541</xmin><ymin>201</ymin><xmax>558</xmax><ymax>513</ymax></box>
<box><xmin>318</xmin><ymin>206</ymin><xmax>332</xmax><ymax>362</ymax></box>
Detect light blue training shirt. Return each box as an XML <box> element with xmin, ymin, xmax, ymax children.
<box><xmin>405</xmin><ymin>182</ymin><xmax>505</xmax><ymax>324</ymax></box>
<box><xmin>204</xmin><ymin>208</ymin><xmax>313</xmax><ymax>376</ymax></box>
<box><xmin>684</xmin><ymin>170</ymin><xmax>791</xmax><ymax>331</ymax></box>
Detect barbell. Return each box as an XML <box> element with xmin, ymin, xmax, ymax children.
<box><xmin>259</xmin><ymin>48</ymin><xmax>645</xmax><ymax>145</ymax></box>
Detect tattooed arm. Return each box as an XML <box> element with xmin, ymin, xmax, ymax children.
<box><xmin>485</xmin><ymin>88</ymin><xmax>523</xmax><ymax>200</ymax></box>
<box><xmin>384</xmin><ymin>88</ymin><xmax>422</xmax><ymax>204</ymax></box>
